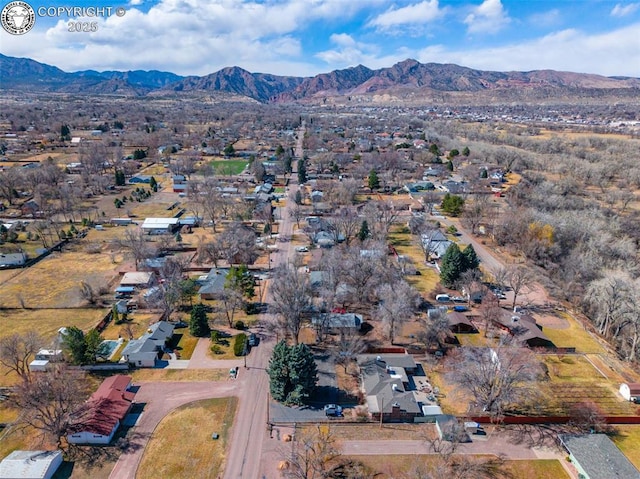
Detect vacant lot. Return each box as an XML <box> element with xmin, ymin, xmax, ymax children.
<box><xmin>0</xmin><ymin>249</ymin><xmax>118</xmax><ymax>309</ymax></box>
<box><xmin>137</xmin><ymin>397</ymin><xmax>236</xmax><ymax>479</ymax></box>
<box><xmin>542</xmin><ymin>312</ymin><xmax>606</xmax><ymax>354</ymax></box>
<box><xmin>535</xmin><ymin>355</ymin><xmax>636</xmax><ymax>416</ymax></box>
<box><xmin>130</xmin><ymin>369</ymin><xmax>228</xmax><ymax>382</ymax></box>
<box><xmin>346</xmin><ymin>455</ymin><xmax>569</xmax><ymax>479</ymax></box>
<box><xmin>0</xmin><ymin>308</ymin><xmax>105</xmax><ymax>341</ymax></box>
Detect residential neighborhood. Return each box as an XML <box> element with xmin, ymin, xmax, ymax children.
<box><xmin>0</xmin><ymin>56</ymin><xmax>639</xmax><ymax>479</ymax></box>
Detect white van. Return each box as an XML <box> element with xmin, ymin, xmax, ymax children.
<box><xmin>435</xmin><ymin>294</ymin><xmax>450</xmax><ymax>302</ymax></box>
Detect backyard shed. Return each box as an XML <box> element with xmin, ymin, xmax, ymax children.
<box><xmin>620</xmin><ymin>383</ymin><xmax>640</xmax><ymax>402</ymax></box>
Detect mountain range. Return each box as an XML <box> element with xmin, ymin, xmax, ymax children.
<box><xmin>1</xmin><ymin>54</ymin><xmax>639</xmax><ymax>103</ymax></box>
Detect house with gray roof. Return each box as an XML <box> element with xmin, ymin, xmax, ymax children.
<box><xmin>0</xmin><ymin>252</ymin><xmax>27</xmax><ymax>268</ymax></box>
<box><xmin>357</xmin><ymin>354</ymin><xmax>422</xmax><ymax>422</ymax></box>
<box><xmin>120</xmin><ymin>321</ymin><xmax>175</xmax><ymax>367</ymax></box>
<box><xmin>198</xmin><ymin>268</ymin><xmax>230</xmax><ymax>300</ymax></box>
<box><xmin>311</xmin><ymin>313</ymin><xmax>362</xmax><ymax>332</ymax></box>
<box><xmin>559</xmin><ymin>434</ymin><xmax>640</xmax><ymax>479</ymax></box>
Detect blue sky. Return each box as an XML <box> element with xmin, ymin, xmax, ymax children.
<box><xmin>1</xmin><ymin>0</ymin><xmax>639</xmax><ymax>77</ymax></box>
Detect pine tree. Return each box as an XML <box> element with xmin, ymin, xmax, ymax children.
<box><xmin>298</xmin><ymin>159</ymin><xmax>307</xmax><ymax>184</ymax></box>
<box><xmin>462</xmin><ymin>146</ymin><xmax>470</xmax><ymax>157</ymax></box>
<box><xmin>367</xmin><ymin>169</ymin><xmax>380</xmax><ymax>191</ymax></box>
<box><xmin>149</xmin><ymin>176</ymin><xmax>158</xmax><ymax>192</ymax></box>
<box><xmin>267</xmin><ymin>341</ymin><xmax>318</xmax><ymax>406</ymax></box>
<box><xmin>189</xmin><ymin>303</ymin><xmax>210</xmax><ymax>337</ymax></box>
<box><xmin>440</xmin><ymin>243</ymin><xmax>465</xmax><ymax>288</ymax></box>
<box><xmin>287</xmin><ymin>343</ymin><xmax>318</xmax><ymax>405</ymax></box>
<box><xmin>268</xmin><ymin>340</ymin><xmax>291</xmax><ymax>402</ymax></box>
<box><xmin>462</xmin><ymin>244</ymin><xmax>480</xmax><ymax>271</ymax></box>
<box><xmin>357</xmin><ymin>220</ymin><xmax>370</xmax><ymax>242</ymax></box>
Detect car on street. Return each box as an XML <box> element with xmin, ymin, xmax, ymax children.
<box><xmin>324</xmin><ymin>404</ymin><xmax>343</xmax><ymax>417</ymax></box>
<box><xmin>295</xmin><ymin>246</ymin><xmax>309</xmax><ymax>253</ymax></box>
<box><xmin>248</xmin><ymin>333</ymin><xmax>258</xmax><ymax>347</ymax></box>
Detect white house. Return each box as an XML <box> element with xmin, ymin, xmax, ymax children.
<box><xmin>141</xmin><ymin>217</ymin><xmax>180</xmax><ymax>235</ymax></box>
<box><xmin>0</xmin><ymin>450</ymin><xmax>63</xmax><ymax>479</ymax></box>
<box><xmin>67</xmin><ymin>375</ymin><xmax>135</xmax><ymax>445</ymax></box>
<box><xmin>620</xmin><ymin>383</ymin><xmax>640</xmax><ymax>402</ymax></box>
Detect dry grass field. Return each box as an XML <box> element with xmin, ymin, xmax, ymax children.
<box><xmin>388</xmin><ymin>226</ymin><xmax>440</xmax><ymax>296</ymax></box>
<box><xmin>346</xmin><ymin>455</ymin><xmax>569</xmax><ymax>479</ymax></box>
<box><xmin>542</xmin><ymin>312</ymin><xmax>606</xmax><ymax>354</ymax></box>
<box><xmin>130</xmin><ymin>369</ymin><xmax>228</xmax><ymax>382</ymax></box>
<box><xmin>0</xmin><ymin>249</ymin><xmax>118</xmax><ymax>309</ymax></box>
<box><xmin>136</xmin><ymin>397</ymin><xmax>237</xmax><ymax>479</ymax></box>
<box><xmin>0</xmin><ymin>308</ymin><xmax>105</xmax><ymax>341</ymax></box>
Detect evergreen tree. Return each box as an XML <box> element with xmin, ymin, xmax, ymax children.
<box><xmin>462</xmin><ymin>146</ymin><xmax>470</xmax><ymax>157</ymax></box>
<box><xmin>480</xmin><ymin>168</ymin><xmax>488</xmax><ymax>179</ymax></box>
<box><xmin>149</xmin><ymin>176</ymin><xmax>158</xmax><ymax>192</ymax></box>
<box><xmin>85</xmin><ymin>329</ymin><xmax>104</xmax><ymax>362</ymax></box>
<box><xmin>446</xmin><ymin>160</ymin><xmax>454</xmax><ymax>172</ymax></box>
<box><xmin>223</xmin><ymin>143</ymin><xmax>235</xmax><ymax>157</ymax></box>
<box><xmin>440</xmin><ymin>243</ymin><xmax>465</xmax><ymax>288</ymax></box>
<box><xmin>189</xmin><ymin>303</ymin><xmax>210</xmax><ymax>337</ymax></box>
<box><xmin>287</xmin><ymin>343</ymin><xmax>318</xmax><ymax>405</ymax></box>
<box><xmin>267</xmin><ymin>340</ymin><xmax>318</xmax><ymax>406</ymax></box>
<box><xmin>268</xmin><ymin>340</ymin><xmax>291</xmax><ymax>402</ymax></box>
<box><xmin>462</xmin><ymin>244</ymin><xmax>480</xmax><ymax>271</ymax></box>
<box><xmin>367</xmin><ymin>169</ymin><xmax>380</xmax><ymax>191</ymax></box>
<box><xmin>298</xmin><ymin>159</ymin><xmax>307</xmax><ymax>184</ymax></box>
<box><xmin>225</xmin><ymin>264</ymin><xmax>256</xmax><ymax>299</ymax></box>
<box><xmin>441</xmin><ymin>193</ymin><xmax>465</xmax><ymax>217</ymax></box>
<box><xmin>115</xmin><ymin>169</ymin><xmax>125</xmax><ymax>186</ymax></box>
<box><xmin>62</xmin><ymin>326</ymin><xmax>87</xmax><ymax>365</ymax></box>
<box><xmin>357</xmin><ymin>220</ymin><xmax>370</xmax><ymax>242</ymax></box>
<box><xmin>60</xmin><ymin>124</ymin><xmax>71</xmax><ymax>141</ymax></box>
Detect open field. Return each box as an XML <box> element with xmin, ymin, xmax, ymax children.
<box><xmin>542</xmin><ymin>312</ymin><xmax>606</xmax><ymax>354</ymax></box>
<box><xmin>0</xmin><ymin>249</ymin><xmax>119</xmax><ymax>309</ymax></box>
<box><xmin>388</xmin><ymin>226</ymin><xmax>440</xmax><ymax>296</ymax></box>
<box><xmin>534</xmin><ymin>355</ymin><xmax>636</xmax><ymax>416</ymax></box>
<box><xmin>210</xmin><ymin>160</ymin><xmax>248</xmax><ymax>176</ymax></box>
<box><xmin>136</xmin><ymin>397</ymin><xmax>236</xmax><ymax>479</ymax></box>
<box><xmin>346</xmin><ymin>455</ymin><xmax>569</xmax><ymax>479</ymax></box>
<box><xmin>0</xmin><ymin>308</ymin><xmax>105</xmax><ymax>341</ymax></box>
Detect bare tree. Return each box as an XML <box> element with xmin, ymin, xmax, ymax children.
<box><xmin>283</xmin><ymin>425</ymin><xmax>342</xmax><ymax>479</ymax></box>
<box><xmin>288</xmin><ymin>202</ymin><xmax>305</xmax><ymax>229</ymax></box>
<box><xmin>326</xmin><ymin>206</ymin><xmax>360</xmax><ymax>246</ymax></box>
<box><xmin>217</xmin><ymin>222</ymin><xmax>259</xmax><ymax>266</ymax></box>
<box><xmin>333</xmin><ymin>327</ymin><xmax>366</xmax><ymax>373</ymax></box>
<box><xmin>479</xmin><ymin>292</ymin><xmax>502</xmax><ymax>338</ymax></box>
<box><xmin>0</xmin><ymin>331</ymin><xmax>43</xmax><ymax>383</ymax></box>
<box><xmin>78</xmin><ymin>281</ymin><xmax>100</xmax><ymax>306</ymax></box>
<box><xmin>447</xmin><ymin>340</ymin><xmax>541</xmax><ymax>419</ymax></box>
<box><xmin>376</xmin><ymin>280</ymin><xmax>420</xmax><ymax>344</ymax></box>
<box><xmin>269</xmin><ymin>264</ymin><xmax>312</xmax><ymax>344</ymax></box>
<box><xmin>506</xmin><ymin>265</ymin><xmax>534</xmax><ymax>310</ymax></box>
<box><xmin>12</xmin><ymin>365</ymin><xmax>90</xmax><ymax>447</ymax></box>
<box><xmin>118</xmin><ymin>228</ymin><xmax>156</xmax><ymax>270</ymax></box>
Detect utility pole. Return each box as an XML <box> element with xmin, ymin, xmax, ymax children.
<box><xmin>379</xmin><ymin>398</ymin><xmax>384</xmax><ymax>429</ymax></box>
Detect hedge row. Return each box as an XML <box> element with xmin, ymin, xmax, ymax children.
<box><xmin>234</xmin><ymin>333</ymin><xmax>247</xmax><ymax>356</ymax></box>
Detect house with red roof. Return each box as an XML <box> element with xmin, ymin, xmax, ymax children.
<box><xmin>67</xmin><ymin>375</ymin><xmax>135</xmax><ymax>445</ymax></box>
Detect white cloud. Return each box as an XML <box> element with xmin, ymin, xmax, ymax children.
<box><xmin>368</xmin><ymin>1</ymin><xmax>445</xmax><ymax>31</ymax></box>
<box><xmin>464</xmin><ymin>0</ymin><xmax>510</xmax><ymax>34</ymax></box>
<box><xmin>129</xmin><ymin>0</ymin><xmax>144</xmax><ymax>5</ymax></box>
<box><xmin>0</xmin><ymin>0</ymin><xmax>381</xmax><ymax>76</ymax></box>
<box><xmin>611</xmin><ymin>3</ymin><xmax>640</xmax><ymax>17</ymax></box>
<box><xmin>528</xmin><ymin>9</ymin><xmax>561</xmax><ymax>28</ymax></box>
<box><xmin>416</xmin><ymin>23</ymin><xmax>640</xmax><ymax>77</ymax></box>
<box><xmin>315</xmin><ymin>33</ymin><xmax>378</xmax><ymax>66</ymax></box>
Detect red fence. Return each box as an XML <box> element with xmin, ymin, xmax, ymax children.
<box><xmin>470</xmin><ymin>415</ymin><xmax>640</xmax><ymax>425</ymax></box>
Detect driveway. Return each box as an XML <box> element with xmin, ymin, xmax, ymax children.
<box><xmin>108</xmin><ymin>380</ymin><xmax>240</xmax><ymax>479</ymax></box>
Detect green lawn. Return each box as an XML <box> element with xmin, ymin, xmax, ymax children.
<box><xmin>612</xmin><ymin>425</ymin><xmax>640</xmax><ymax>470</ymax></box>
<box><xmin>211</xmin><ymin>160</ymin><xmax>248</xmax><ymax>175</ymax></box>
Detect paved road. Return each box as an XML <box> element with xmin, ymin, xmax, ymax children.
<box><xmin>224</xmin><ymin>121</ymin><xmax>305</xmax><ymax>479</ymax></box>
